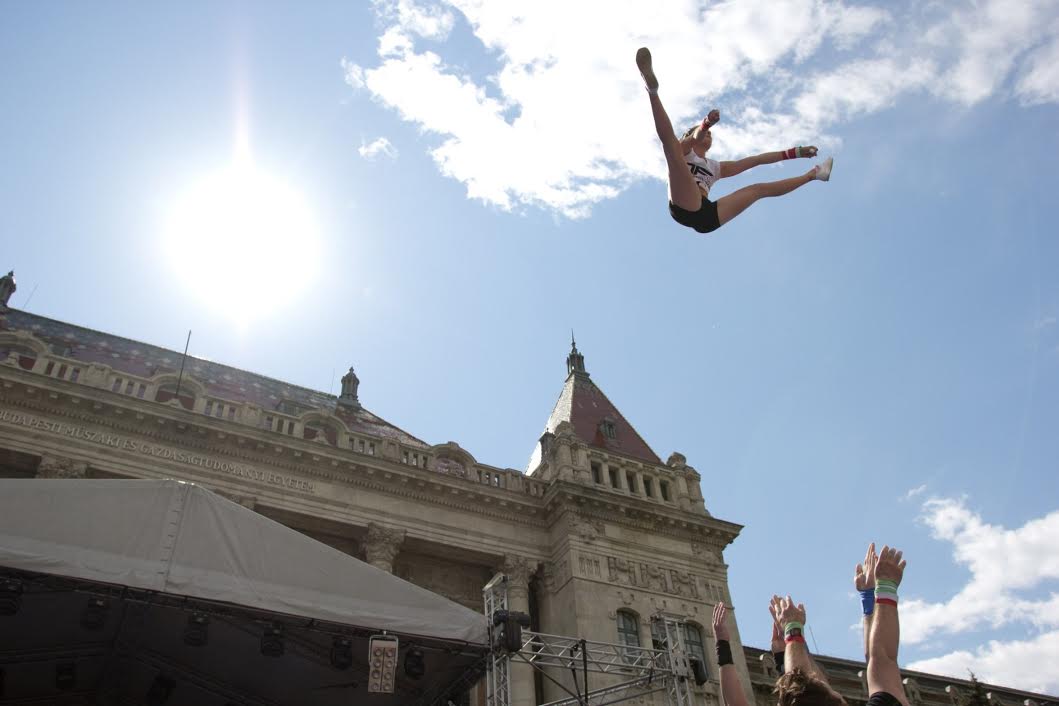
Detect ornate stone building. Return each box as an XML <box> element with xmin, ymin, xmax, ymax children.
<box><xmin>0</xmin><ymin>306</ymin><xmax>1054</xmax><ymax>706</ymax></box>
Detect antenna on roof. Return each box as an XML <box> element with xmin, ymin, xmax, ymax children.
<box><xmin>174</xmin><ymin>330</ymin><xmax>192</xmax><ymax>400</ymax></box>
<box><xmin>22</xmin><ymin>283</ymin><xmax>38</xmax><ymax>310</ymax></box>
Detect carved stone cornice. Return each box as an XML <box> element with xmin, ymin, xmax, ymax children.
<box><xmin>365</xmin><ymin>523</ymin><xmax>406</xmax><ymax>573</ymax></box>
<box><xmin>0</xmin><ymin>388</ymin><xmax>551</xmax><ymax>528</ymax></box>
<box><xmin>36</xmin><ymin>453</ymin><xmax>87</xmax><ymax>479</ymax></box>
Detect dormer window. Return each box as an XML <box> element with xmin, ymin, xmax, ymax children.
<box><xmin>600</xmin><ymin>418</ymin><xmax>617</xmax><ymax>440</ymax></box>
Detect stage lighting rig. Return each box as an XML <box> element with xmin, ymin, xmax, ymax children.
<box><xmin>0</xmin><ymin>578</ymin><xmax>22</xmax><ymax>616</ymax></box>
<box><xmin>367</xmin><ymin>634</ymin><xmax>399</xmax><ymax>693</ymax></box>
<box><xmin>404</xmin><ymin>645</ymin><xmax>425</xmax><ymax>680</ymax></box>
<box><xmin>330</xmin><ymin>636</ymin><xmax>353</xmax><ymax>670</ymax></box>
<box><xmin>492</xmin><ymin>610</ymin><xmax>530</xmax><ymax>652</ymax></box>
<box><xmin>184</xmin><ymin>613</ymin><xmax>209</xmax><ymax>647</ymax></box>
<box><xmin>81</xmin><ymin>597</ymin><xmax>108</xmax><ymax>630</ymax></box>
<box><xmin>261</xmin><ymin>623</ymin><xmax>284</xmax><ymax>657</ymax></box>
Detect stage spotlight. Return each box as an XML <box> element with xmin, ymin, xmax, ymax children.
<box><xmin>145</xmin><ymin>675</ymin><xmax>176</xmax><ymax>706</ymax></box>
<box><xmin>0</xmin><ymin>578</ymin><xmax>22</xmax><ymax>616</ymax></box>
<box><xmin>81</xmin><ymin>597</ymin><xmax>108</xmax><ymax>630</ymax></box>
<box><xmin>55</xmin><ymin>662</ymin><xmax>76</xmax><ymax>691</ymax></box>
<box><xmin>330</xmin><ymin>636</ymin><xmax>353</xmax><ymax>670</ymax></box>
<box><xmin>689</xmin><ymin>658</ymin><xmax>709</xmax><ymax>686</ymax></box>
<box><xmin>184</xmin><ymin>613</ymin><xmax>209</xmax><ymax>647</ymax></box>
<box><xmin>261</xmin><ymin>623</ymin><xmax>284</xmax><ymax>657</ymax></box>
<box><xmin>367</xmin><ymin>635</ymin><xmax>399</xmax><ymax>694</ymax></box>
<box><xmin>404</xmin><ymin>646</ymin><xmax>425</xmax><ymax>680</ymax></box>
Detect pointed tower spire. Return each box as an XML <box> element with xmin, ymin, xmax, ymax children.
<box><xmin>566</xmin><ymin>330</ymin><xmax>588</xmax><ymax>379</ymax></box>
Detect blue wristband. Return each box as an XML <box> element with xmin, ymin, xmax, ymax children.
<box><xmin>859</xmin><ymin>589</ymin><xmax>875</xmax><ymax>616</ymax></box>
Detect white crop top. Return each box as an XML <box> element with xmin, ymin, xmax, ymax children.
<box><xmin>684</xmin><ymin>151</ymin><xmax>721</xmax><ymax>197</ymax></box>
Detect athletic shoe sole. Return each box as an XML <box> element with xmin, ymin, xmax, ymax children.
<box><xmin>636</xmin><ymin>48</ymin><xmax>658</xmax><ymax>91</ymax></box>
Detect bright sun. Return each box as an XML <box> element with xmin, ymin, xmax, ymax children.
<box><xmin>162</xmin><ymin>159</ymin><xmax>321</xmax><ymax>324</ymax></box>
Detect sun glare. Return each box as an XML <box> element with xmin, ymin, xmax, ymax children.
<box><xmin>162</xmin><ymin>160</ymin><xmax>320</xmax><ymax>324</ymax></box>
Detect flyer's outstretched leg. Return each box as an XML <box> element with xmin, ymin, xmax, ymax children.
<box><xmin>717</xmin><ymin>158</ymin><xmax>832</xmax><ymax>226</ymax></box>
<box><xmin>637</xmin><ymin>48</ymin><xmax>702</xmax><ymax>213</ymax></box>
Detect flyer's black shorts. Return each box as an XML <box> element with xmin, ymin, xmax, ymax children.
<box><xmin>669</xmin><ymin>198</ymin><xmax>721</xmax><ymax>234</ymax></box>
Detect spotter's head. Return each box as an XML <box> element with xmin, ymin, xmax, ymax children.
<box><xmin>774</xmin><ymin>669</ymin><xmax>848</xmax><ymax>706</ymax></box>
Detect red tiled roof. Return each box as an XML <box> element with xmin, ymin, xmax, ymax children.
<box><xmin>534</xmin><ymin>370</ymin><xmax>660</xmax><ymax>468</ymax></box>
<box><xmin>1</xmin><ymin>309</ymin><xmax>427</xmax><ymax>448</ymax></box>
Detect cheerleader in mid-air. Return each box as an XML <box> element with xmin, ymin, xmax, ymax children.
<box><xmin>636</xmin><ymin>47</ymin><xmax>833</xmax><ymax>235</ymax></box>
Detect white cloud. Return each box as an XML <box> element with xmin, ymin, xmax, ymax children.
<box><xmin>1034</xmin><ymin>315</ymin><xmax>1056</xmax><ymax>331</ymax></box>
<box><xmin>345</xmin><ymin>0</ymin><xmax>1059</xmax><ymax>217</ymax></box>
<box><xmin>898</xmin><ymin>497</ymin><xmax>1059</xmax><ymax>694</ymax></box>
<box><xmin>908</xmin><ymin>631</ymin><xmax>1059</xmax><ymax>696</ymax></box>
<box><xmin>903</xmin><ymin>484</ymin><xmax>928</xmax><ymax>501</ymax></box>
<box><xmin>358</xmin><ymin>137</ymin><xmax>399</xmax><ymax>161</ymax></box>
<box><xmin>900</xmin><ymin>497</ymin><xmax>1059</xmax><ymax>643</ymax></box>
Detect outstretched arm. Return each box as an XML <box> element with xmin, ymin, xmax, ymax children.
<box><xmin>867</xmin><ymin>545</ymin><xmax>910</xmax><ymax>706</ymax></box>
<box><xmin>713</xmin><ymin>603</ymin><xmax>751</xmax><ymax>706</ymax></box>
<box><xmin>771</xmin><ymin>595</ymin><xmax>831</xmax><ymax>686</ymax></box>
<box><xmin>720</xmin><ymin>145</ymin><xmax>818</xmax><ymax>178</ymax></box>
<box><xmin>855</xmin><ymin>543</ymin><xmax>878</xmax><ymax>663</ymax></box>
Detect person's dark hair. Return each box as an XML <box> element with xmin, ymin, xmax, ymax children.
<box><xmin>774</xmin><ymin>668</ymin><xmax>845</xmax><ymax>706</ymax></box>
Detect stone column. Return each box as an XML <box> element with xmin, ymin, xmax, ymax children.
<box><xmin>36</xmin><ymin>454</ymin><xmax>88</xmax><ymax>479</ymax></box>
<box><xmin>364</xmin><ymin>523</ymin><xmax>405</xmax><ymax>573</ymax></box>
<box><xmin>503</xmin><ymin>554</ymin><xmax>536</xmax><ymax>706</ymax></box>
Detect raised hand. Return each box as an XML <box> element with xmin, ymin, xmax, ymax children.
<box><xmin>770</xmin><ymin>594</ymin><xmax>806</xmax><ymax>626</ymax></box>
<box><xmin>802</xmin><ymin>146</ymin><xmax>819</xmax><ymax>157</ymax></box>
<box><xmin>770</xmin><ymin>615</ymin><xmax>784</xmax><ymax>653</ymax></box>
<box><xmin>713</xmin><ymin>602</ymin><xmax>731</xmax><ymax>641</ymax></box>
<box><xmin>876</xmin><ymin>545</ymin><xmax>907</xmax><ymax>587</ymax></box>
<box><xmin>855</xmin><ymin>542</ymin><xmax>878</xmax><ymax>591</ymax></box>
<box><xmin>707</xmin><ymin>108</ymin><xmax>721</xmax><ymax>125</ymax></box>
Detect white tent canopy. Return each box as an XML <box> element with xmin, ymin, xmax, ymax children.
<box><xmin>0</xmin><ymin>479</ymin><xmax>488</xmax><ymax>705</ymax></box>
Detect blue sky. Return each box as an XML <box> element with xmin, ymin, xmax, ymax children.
<box><xmin>3</xmin><ymin>0</ymin><xmax>1058</xmax><ymax>694</ymax></box>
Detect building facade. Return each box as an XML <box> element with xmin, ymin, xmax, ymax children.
<box><xmin>0</xmin><ymin>303</ymin><xmax>1053</xmax><ymax>706</ymax></box>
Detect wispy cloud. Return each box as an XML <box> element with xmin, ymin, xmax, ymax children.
<box><xmin>343</xmin><ymin>0</ymin><xmax>1059</xmax><ymax>217</ymax></box>
<box><xmin>1034</xmin><ymin>315</ymin><xmax>1056</xmax><ymax>331</ymax></box>
<box><xmin>903</xmin><ymin>484</ymin><xmax>928</xmax><ymax>501</ymax></box>
<box><xmin>358</xmin><ymin>136</ymin><xmax>399</xmax><ymax>161</ymax></box>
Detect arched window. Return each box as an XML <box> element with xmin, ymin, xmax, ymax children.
<box><xmin>682</xmin><ymin>623</ymin><xmax>707</xmax><ymax>675</ymax></box>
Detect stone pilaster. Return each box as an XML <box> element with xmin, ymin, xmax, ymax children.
<box><xmin>36</xmin><ymin>454</ymin><xmax>88</xmax><ymax>479</ymax></box>
<box><xmin>364</xmin><ymin>523</ymin><xmax>405</xmax><ymax>573</ymax></box>
<box><xmin>502</xmin><ymin>554</ymin><xmax>535</xmax><ymax>706</ymax></box>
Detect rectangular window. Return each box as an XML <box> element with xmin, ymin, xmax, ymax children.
<box><xmin>358</xmin><ymin>439</ymin><xmax>365</xmax><ymax>453</ymax></box>
<box><xmin>402</xmin><ymin>450</ymin><xmax>409</xmax><ymax>464</ymax></box>
<box><xmin>286</xmin><ymin>421</ymin><xmax>294</xmax><ymax>435</ymax></box>
<box><xmin>644</xmin><ymin>478</ymin><xmax>654</xmax><ymax>498</ymax></box>
<box><xmin>591</xmin><ymin>462</ymin><xmax>602</xmax><ymax>484</ymax></box>
<box><xmin>626</xmin><ymin>471</ymin><xmax>637</xmax><ymax>493</ymax></box>
<box><xmin>112</xmin><ymin>378</ymin><xmax>122</xmax><ymax>392</ymax></box>
<box><xmin>264</xmin><ymin>415</ymin><xmax>273</xmax><ymax>430</ymax></box>
<box><xmin>204</xmin><ymin>400</ymin><xmax>214</xmax><ymax>416</ymax></box>
<box><xmin>660</xmin><ymin>480</ymin><xmax>670</xmax><ymax>501</ymax></box>
<box><xmin>44</xmin><ymin>362</ymin><xmax>55</xmax><ymax>376</ymax></box>
<box><xmin>70</xmin><ymin>368</ymin><xmax>80</xmax><ymax>383</ymax></box>
<box><xmin>214</xmin><ymin>404</ymin><xmax>223</xmax><ymax>418</ymax></box>
<box><xmin>608</xmin><ymin>468</ymin><xmax>619</xmax><ymax>488</ymax></box>
<box><xmin>124</xmin><ymin>380</ymin><xmax>135</xmax><ymax>395</ymax></box>
<box><xmin>58</xmin><ymin>364</ymin><xmax>67</xmax><ymax>379</ymax></box>
<box><xmin>136</xmin><ymin>383</ymin><xmax>146</xmax><ymax>398</ymax></box>
<box><xmin>227</xmin><ymin>407</ymin><xmax>236</xmax><ymax>420</ymax></box>
<box><xmin>368</xmin><ymin>442</ymin><xmax>376</xmax><ymax>456</ymax></box>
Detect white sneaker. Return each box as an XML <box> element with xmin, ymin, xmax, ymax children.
<box><xmin>636</xmin><ymin>48</ymin><xmax>658</xmax><ymax>92</ymax></box>
<box><xmin>815</xmin><ymin>157</ymin><xmax>834</xmax><ymax>182</ymax></box>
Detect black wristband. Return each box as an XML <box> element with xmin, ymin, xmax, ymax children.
<box><xmin>716</xmin><ymin>639</ymin><xmax>733</xmax><ymax>666</ymax></box>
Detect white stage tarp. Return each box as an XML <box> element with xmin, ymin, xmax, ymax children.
<box><xmin>0</xmin><ymin>479</ymin><xmax>487</xmax><ymax>645</ymax></box>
